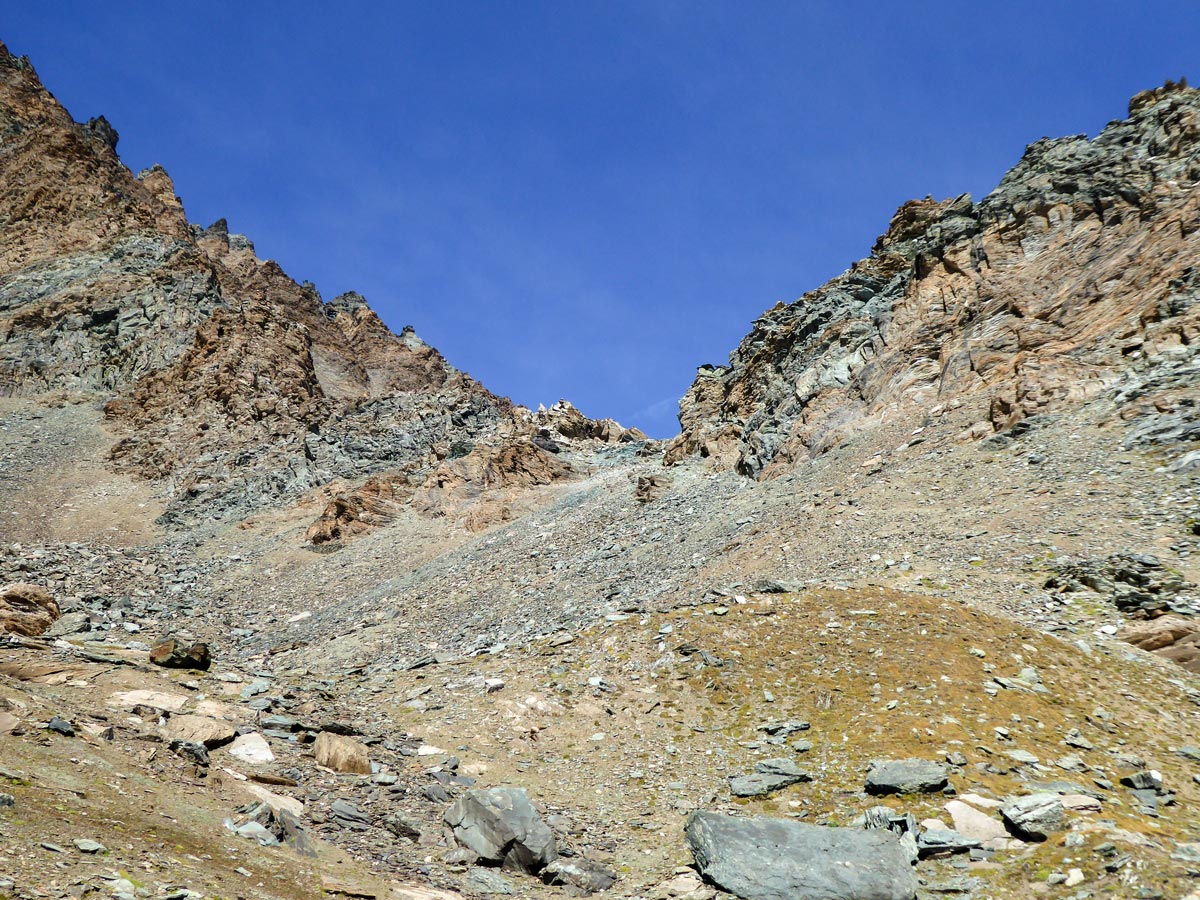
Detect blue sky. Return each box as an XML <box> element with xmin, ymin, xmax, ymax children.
<box><xmin>5</xmin><ymin>3</ymin><xmax>1198</xmax><ymax>437</ymax></box>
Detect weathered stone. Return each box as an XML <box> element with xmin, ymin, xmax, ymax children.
<box><xmin>944</xmin><ymin>800</ymin><xmax>1009</xmax><ymax>843</ymax></box>
<box><xmin>313</xmin><ymin>730</ymin><xmax>372</xmax><ymax>774</ymax></box>
<box><xmin>149</xmin><ymin>637</ymin><xmax>212</xmax><ymax>671</ymax></box>
<box><xmin>165</xmin><ymin>714</ymin><xmax>235</xmax><ymax>749</ymax></box>
<box><xmin>916</xmin><ymin>827</ymin><xmax>981</xmax><ymax>858</ymax></box>
<box><xmin>0</xmin><ymin>584</ymin><xmax>59</xmax><ymax>636</ymax></box>
<box><xmin>541</xmin><ymin>858</ymin><xmax>617</xmax><ymax>894</ymax></box>
<box><xmin>1000</xmin><ymin>793</ymin><xmax>1065</xmax><ymax>841</ymax></box>
<box><xmin>865</xmin><ymin>758</ymin><xmax>949</xmax><ymax>795</ymax></box>
<box><xmin>465</xmin><ymin>868</ymin><xmax>514</xmax><ymax>895</ymax></box>
<box><xmin>729</xmin><ymin>757</ymin><xmax>811</xmax><ymax>798</ymax></box>
<box><xmin>330</xmin><ymin>798</ymin><xmax>370</xmax><ymax>830</ymax></box>
<box><xmin>685</xmin><ymin>811</ymin><xmax>917</xmax><ymax>900</ymax></box>
<box><xmin>444</xmin><ymin>788</ymin><xmax>558</xmax><ymax>873</ymax></box>
<box><xmin>227</xmin><ymin>732</ymin><xmax>274</xmax><ymax>764</ymax></box>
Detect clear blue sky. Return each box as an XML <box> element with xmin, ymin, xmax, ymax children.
<box><xmin>5</xmin><ymin>3</ymin><xmax>1198</xmax><ymax>437</ymax></box>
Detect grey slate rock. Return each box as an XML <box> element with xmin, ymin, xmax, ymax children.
<box><xmin>46</xmin><ymin>717</ymin><xmax>74</xmax><ymax>737</ymax></box>
<box><xmin>999</xmin><ymin>793</ymin><xmax>1065</xmax><ymax>841</ymax></box>
<box><xmin>729</xmin><ymin>758</ymin><xmax>812</xmax><ymax>797</ymax></box>
<box><xmin>465</xmin><ymin>868</ymin><xmax>514</xmax><ymax>894</ymax></box>
<box><xmin>916</xmin><ymin>829</ymin><xmax>981</xmax><ymax>858</ymax></box>
<box><xmin>865</xmin><ymin>759</ymin><xmax>948</xmax><ymax>795</ymax></box>
<box><xmin>329</xmin><ymin>798</ymin><xmax>370</xmax><ymax>830</ymax></box>
<box><xmin>685</xmin><ymin>810</ymin><xmax>917</xmax><ymax>900</ymax></box>
<box><xmin>445</xmin><ymin>787</ymin><xmax>558</xmax><ymax>874</ymax></box>
<box><xmin>169</xmin><ymin>739</ymin><xmax>210</xmax><ymax>767</ymax></box>
<box><xmin>541</xmin><ymin>858</ymin><xmax>618</xmax><ymax>894</ymax></box>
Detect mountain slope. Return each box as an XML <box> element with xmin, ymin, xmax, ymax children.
<box><xmin>2</xmin><ymin>38</ymin><xmax>1200</xmax><ymax>900</ymax></box>
<box><xmin>0</xmin><ymin>40</ymin><xmax>638</xmax><ymax>530</ymax></box>
<box><xmin>666</xmin><ymin>81</ymin><xmax>1200</xmax><ymax>477</ymax></box>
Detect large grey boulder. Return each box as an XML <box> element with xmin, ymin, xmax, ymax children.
<box><xmin>999</xmin><ymin>793</ymin><xmax>1065</xmax><ymax>841</ymax></box>
<box><xmin>685</xmin><ymin>811</ymin><xmax>917</xmax><ymax>900</ymax></box>
<box><xmin>865</xmin><ymin>759</ymin><xmax>949</xmax><ymax>795</ymax></box>
<box><xmin>445</xmin><ymin>788</ymin><xmax>558</xmax><ymax>873</ymax></box>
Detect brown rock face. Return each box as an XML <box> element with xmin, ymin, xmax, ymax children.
<box><xmin>0</xmin><ymin>583</ymin><xmax>59</xmax><ymax>635</ymax></box>
<box><xmin>0</xmin><ymin>40</ymin><xmax>638</xmax><ymax>530</ymax></box>
<box><xmin>306</xmin><ymin>438</ymin><xmax>577</xmax><ymax>545</ymax></box>
<box><xmin>313</xmin><ymin>731</ymin><xmax>372</xmax><ymax>774</ymax></box>
<box><xmin>1121</xmin><ymin>616</ymin><xmax>1200</xmax><ymax>672</ymax></box>
<box><xmin>667</xmin><ymin>81</ymin><xmax>1200</xmax><ymax>476</ymax></box>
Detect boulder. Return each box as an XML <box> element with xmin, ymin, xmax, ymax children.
<box><xmin>149</xmin><ymin>637</ymin><xmax>212</xmax><ymax>670</ymax></box>
<box><xmin>313</xmin><ymin>730</ymin><xmax>372</xmax><ymax>774</ymax></box>
<box><xmin>865</xmin><ymin>759</ymin><xmax>949</xmax><ymax>795</ymax></box>
<box><xmin>541</xmin><ymin>858</ymin><xmax>617</xmax><ymax>894</ymax></box>
<box><xmin>685</xmin><ymin>811</ymin><xmax>917</xmax><ymax>900</ymax></box>
<box><xmin>444</xmin><ymin>788</ymin><xmax>558</xmax><ymax>873</ymax></box>
<box><xmin>0</xmin><ymin>584</ymin><xmax>59</xmax><ymax>636</ymax></box>
<box><xmin>916</xmin><ymin>828</ymin><xmax>981</xmax><ymax>858</ymax></box>
<box><xmin>227</xmin><ymin>732</ymin><xmax>274</xmax><ymax>764</ymax></box>
<box><xmin>999</xmin><ymin>793</ymin><xmax>1065</xmax><ymax>841</ymax></box>
<box><xmin>165</xmin><ymin>714</ymin><xmax>235</xmax><ymax>748</ymax></box>
<box><xmin>943</xmin><ymin>800</ymin><xmax>1009</xmax><ymax>843</ymax></box>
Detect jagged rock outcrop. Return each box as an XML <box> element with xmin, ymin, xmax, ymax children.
<box><xmin>667</xmin><ymin>80</ymin><xmax>1200</xmax><ymax>476</ymax></box>
<box><xmin>0</xmin><ymin>39</ymin><xmax>634</xmax><ymax>528</ymax></box>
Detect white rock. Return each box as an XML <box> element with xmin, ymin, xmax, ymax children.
<box><xmin>227</xmin><ymin>732</ymin><xmax>274</xmax><ymax>764</ymax></box>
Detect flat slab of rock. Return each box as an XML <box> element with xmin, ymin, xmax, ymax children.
<box><xmin>165</xmin><ymin>714</ymin><xmax>235</xmax><ymax>748</ymax></box>
<box><xmin>685</xmin><ymin>811</ymin><xmax>917</xmax><ymax>900</ymax></box>
<box><xmin>314</xmin><ymin>730</ymin><xmax>372</xmax><ymax>774</ymax></box>
<box><xmin>106</xmin><ymin>690</ymin><xmax>188</xmax><ymax>713</ymax></box>
<box><xmin>1000</xmin><ymin>793</ymin><xmax>1065</xmax><ymax>841</ymax></box>
<box><xmin>916</xmin><ymin>827</ymin><xmax>981</xmax><ymax>858</ymax></box>
<box><xmin>227</xmin><ymin>732</ymin><xmax>274</xmax><ymax>764</ymax></box>
<box><xmin>729</xmin><ymin>758</ymin><xmax>812</xmax><ymax>797</ymax></box>
<box><xmin>445</xmin><ymin>787</ymin><xmax>557</xmax><ymax>873</ymax></box>
<box><xmin>944</xmin><ymin>800</ymin><xmax>1008</xmax><ymax>842</ymax></box>
<box><xmin>865</xmin><ymin>758</ymin><xmax>948</xmax><ymax>795</ymax></box>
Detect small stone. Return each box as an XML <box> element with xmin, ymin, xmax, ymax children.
<box><xmin>1005</xmin><ymin>749</ymin><xmax>1039</xmax><ymax>765</ymax></box>
<box><xmin>72</xmin><ymin>838</ymin><xmax>106</xmax><ymax>854</ymax></box>
<box><xmin>46</xmin><ymin>716</ymin><xmax>74</xmax><ymax>737</ymax></box>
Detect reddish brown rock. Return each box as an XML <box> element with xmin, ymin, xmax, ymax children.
<box><xmin>0</xmin><ymin>583</ymin><xmax>59</xmax><ymax>636</ymax></box>
<box><xmin>667</xmin><ymin>81</ymin><xmax>1200</xmax><ymax>475</ymax></box>
<box><xmin>149</xmin><ymin>637</ymin><xmax>212</xmax><ymax>671</ymax></box>
<box><xmin>1121</xmin><ymin>616</ymin><xmax>1200</xmax><ymax>672</ymax></box>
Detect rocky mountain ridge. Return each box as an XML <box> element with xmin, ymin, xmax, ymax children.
<box><xmin>0</xmin><ymin>40</ymin><xmax>641</xmax><ymax>530</ymax></box>
<box><xmin>667</xmin><ymin>80</ymin><xmax>1200</xmax><ymax>478</ymax></box>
